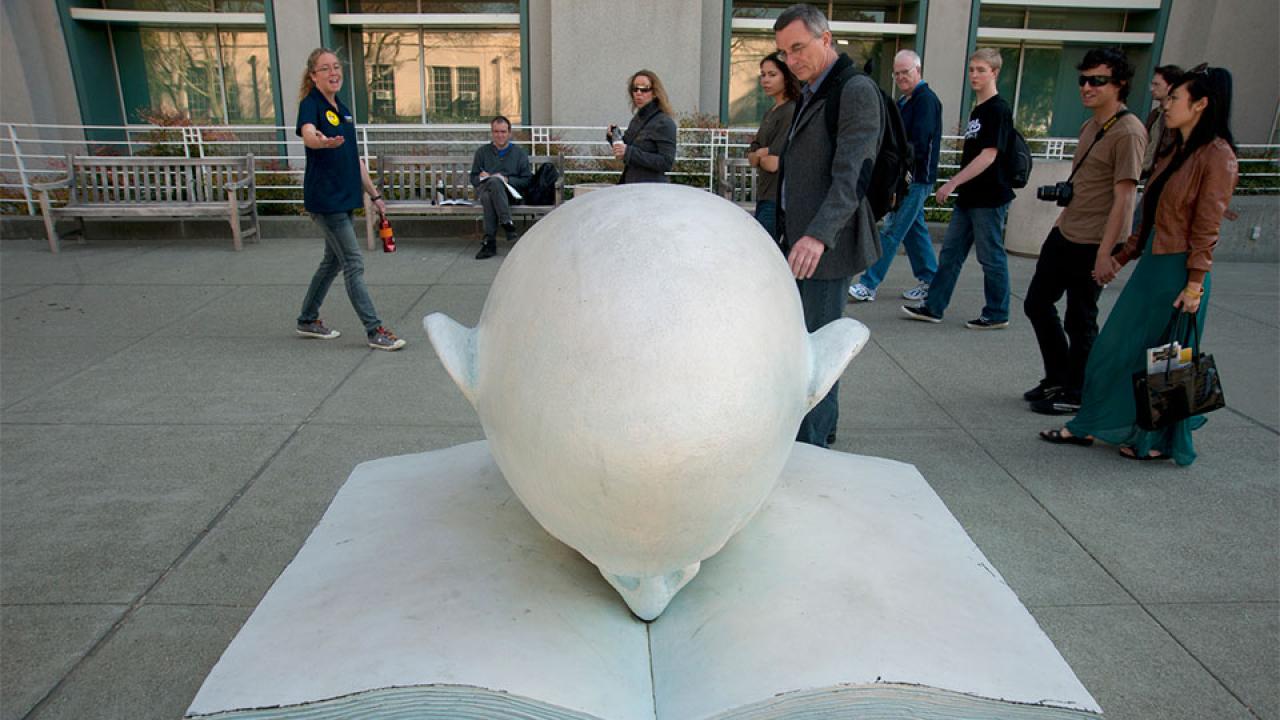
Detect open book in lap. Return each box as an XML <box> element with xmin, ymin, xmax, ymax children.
<box><xmin>188</xmin><ymin>442</ymin><xmax>1100</xmax><ymax>720</ymax></box>
<box><xmin>482</xmin><ymin>174</ymin><xmax>523</xmax><ymax>201</ymax></box>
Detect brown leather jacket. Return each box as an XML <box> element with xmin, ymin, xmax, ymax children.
<box><xmin>1116</xmin><ymin>137</ymin><xmax>1238</xmax><ymax>283</ymax></box>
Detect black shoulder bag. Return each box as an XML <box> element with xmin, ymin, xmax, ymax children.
<box><xmin>1132</xmin><ymin>310</ymin><xmax>1226</xmax><ymax>430</ymax></box>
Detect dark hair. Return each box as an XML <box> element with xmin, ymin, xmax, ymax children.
<box><xmin>1135</xmin><ymin>65</ymin><xmax>1236</xmax><ymax>248</ymax></box>
<box><xmin>1173</xmin><ymin>65</ymin><xmax>1236</xmax><ymax>155</ymax></box>
<box><xmin>773</xmin><ymin>3</ymin><xmax>828</xmax><ymax>35</ymax></box>
<box><xmin>490</xmin><ymin>115</ymin><xmax>512</xmax><ymax>130</ymax></box>
<box><xmin>761</xmin><ymin>52</ymin><xmax>801</xmax><ymax>102</ymax></box>
<box><xmin>1077</xmin><ymin>47</ymin><xmax>1135</xmax><ymax>101</ymax></box>
<box><xmin>1153</xmin><ymin>64</ymin><xmax>1183</xmax><ymax>87</ymax></box>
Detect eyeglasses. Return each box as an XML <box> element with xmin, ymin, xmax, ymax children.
<box><xmin>776</xmin><ymin>36</ymin><xmax>820</xmax><ymax>63</ymax></box>
<box><xmin>631</xmin><ymin>85</ymin><xmax>654</xmax><ymax>94</ymax></box>
<box><xmin>313</xmin><ymin>64</ymin><xmax>342</xmax><ymax>74</ymax></box>
<box><xmin>1077</xmin><ymin>74</ymin><xmax>1115</xmax><ymax>88</ymax></box>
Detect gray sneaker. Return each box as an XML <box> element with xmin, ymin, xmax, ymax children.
<box><xmin>367</xmin><ymin>326</ymin><xmax>407</xmax><ymax>351</ymax></box>
<box><xmin>847</xmin><ymin>283</ymin><xmax>876</xmax><ymax>302</ymax></box>
<box><xmin>297</xmin><ymin>320</ymin><xmax>340</xmax><ymax>339</ymax></box>
<box><xmin>902</xmin><ymin>282</ymin><xmax>930</xmax><ymax>302</ymax></box>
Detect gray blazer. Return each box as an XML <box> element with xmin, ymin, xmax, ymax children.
<box><xmin>778</xmin><ymin>54</ymin><xmax>884</xmax><ymax>281</ymax></box>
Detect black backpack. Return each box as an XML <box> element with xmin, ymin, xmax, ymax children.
<box><xmin>1006</xmin><ymin>127</ymin><xmax>1032</xmax><ymax>189</ymax></box>
<box><xmin>824</xmin><ymin>66</ymin><xmax>913</xmax><ymax>221</ymax></box>
<box><xmin>528</xmin><ymin>161</ymin><xmax>560</xmax><ymax>206</ymax></box>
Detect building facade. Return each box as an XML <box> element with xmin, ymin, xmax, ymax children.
<box><xmin>3</xmin><ymin>0</ymin><xmax>1278</xmax><ymax>143</ymax></box>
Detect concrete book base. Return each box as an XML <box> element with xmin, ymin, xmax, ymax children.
<box><xmin>185</xmin><ymin>441</ymin><xmax>1101</xmax><ymax>720</ymax></box>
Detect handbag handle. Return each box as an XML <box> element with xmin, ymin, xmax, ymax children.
<box><xmin>1157</xmin><ymin>308</ymin><xmax>1205</xmax><ymax>383</ymax></box>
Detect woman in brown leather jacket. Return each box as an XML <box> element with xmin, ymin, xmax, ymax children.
<box><xmin>1041</xmin><ymin>65</ymin><xmax>1237</xmax><ymax>465</ymax></box>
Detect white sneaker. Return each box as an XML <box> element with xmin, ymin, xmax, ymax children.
<box><xmin>847</xmin><ymin>283</ymin><xmax>876</xmax><ymax>303</ymax></box>
<box><xmin>902</xmin><ymin>282</ymin><xmax>930</xmax><ymax>302</ymax></box>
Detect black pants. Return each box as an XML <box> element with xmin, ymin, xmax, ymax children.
<box><xmin>1023</xmin><ymin>228</ymin><xmax>1103</xmax><ymax>395</ymax></box>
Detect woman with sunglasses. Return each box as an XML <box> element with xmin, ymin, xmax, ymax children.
<box><xmin>607</xmin><ymin>70</ymin><xmax>677</xmax><ymax>184</ymax></box>
<box><xmin>747</xmin><ymin>52</ymin><xmax>800</xmax><ymax>239</ymax></box>
<box><xmin>1041</xmin><ymin>65</ymin><xmax>1237</xmax><ymax>464</ymax></box>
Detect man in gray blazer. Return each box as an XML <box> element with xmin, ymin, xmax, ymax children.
<box><xmin>775</xmin><ymin>3</ymin><xmax>883</xmax><ymax>447</ymax></box>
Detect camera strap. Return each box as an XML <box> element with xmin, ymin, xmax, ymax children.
<box><xmin>1066</xmin><ymin>108</ymin><xmax>1132</xmax><ymax>184</ymax></box>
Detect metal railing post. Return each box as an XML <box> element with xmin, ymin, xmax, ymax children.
<box><xmin>6</xmin><ymin>124</ymin><xmax>36</xmax><ymax>215</ymax></box>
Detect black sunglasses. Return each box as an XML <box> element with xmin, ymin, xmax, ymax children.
<box><xmin>1077</xmin><ymin>74</ymin><xmax>1115</xmax><ymax>88</ymax></box>
<box><xmin>631</xmin><ymin>85</ymin><xmax>654</xmax><ymax>93</ymax></box>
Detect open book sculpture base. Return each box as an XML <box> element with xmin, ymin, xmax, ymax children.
<box><xmin>186</xmin><ymin>441</ymin><xmax>1101</xmax><ymax>720</ymax></box>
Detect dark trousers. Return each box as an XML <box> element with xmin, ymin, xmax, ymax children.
<box><xmin>1023</xmin><ymin>228</ymin><xmax>1103</xmax><ymax>395</ymax></box>
<box><xmin>796</xmin><ymin>275</ymin><xmax>851</xmax><ymax>448</ymax></box>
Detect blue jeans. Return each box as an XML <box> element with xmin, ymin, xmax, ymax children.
<box><xmin>298</xmin><ymin>211</ymin><xmax>383</xmax><ymax>335</ymax></box>
<box><xmin>858</xmin><ymin>182</ymin><xmax>937</xmax><ymax>290</ymax></box>
<box><xmin>923</xmin><ymin>203</ymin><xmax>1010</xmax><ymax>322</ymax></box>
<box><xmin>796</xmin><ymin>276</ymin><xmax>851</xmax><ymax>448</ymax></box>
<box><xmin>754</xmin><ymin>199</ymin><xmax>779</xmax><ymax>240</ymax></box>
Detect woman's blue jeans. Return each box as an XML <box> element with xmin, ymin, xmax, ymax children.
<box><xmin>923</xmin><ymin>203</ymin><xmax>1011</xmax><ymax>322</ymax></box>
<box><xmin>298</xmin><ymin>211</ymin><xmax>383</xmax><ymax>335</ymax></box>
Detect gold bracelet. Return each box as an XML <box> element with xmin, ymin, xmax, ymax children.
<box><xmin>1182</xmin><ymin>286</ymin><xmax>1203</xmax><ymax>298</ymax></box>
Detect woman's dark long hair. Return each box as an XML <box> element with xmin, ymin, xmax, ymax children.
<box><xmin>761</xmin><ymin>53</ymin><xmax>801</xmax><ymax>103</ymax></box>
<box><xmin>1135</xmin><ymin>65</ymin><xmax>1236</xmax><ymax>247</ymax></box>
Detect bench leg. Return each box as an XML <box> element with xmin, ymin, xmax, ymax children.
<box><xmin>227</xmin><ymin>193</ymin><xmax>243</xmax><ymax>251</ymax></box>
<box><xmin>38</xmin><ymin>191</ymin><xmax>60</xmax><ymax>253</ymax></box>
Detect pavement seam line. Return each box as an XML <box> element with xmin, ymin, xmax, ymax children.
<box><xmin>874</xmin><ymin>335</ymin><xmax>1266</xmax><ymax>719</ymax></box>
<box><xmin>19</xmin><ymin>341</ymin><xmax>377</xmax><ymax>719</ymax></box>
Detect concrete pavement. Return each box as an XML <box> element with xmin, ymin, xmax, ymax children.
<box><xmin>1</xmin><ymin>228</ymin><xmax>1276</xmax><ymax>719</ymax></box>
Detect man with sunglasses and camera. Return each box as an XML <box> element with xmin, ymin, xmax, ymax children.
<box><xmin>1022</xmin><ymin>47</ymin><xmax>1147</xmax><ymax>415</ymax></box>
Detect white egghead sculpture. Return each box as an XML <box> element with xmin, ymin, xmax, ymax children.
<box><xmin>426</xmin><ymin>184</ymin><xmax>868</xmax><ymax>620</ymax></box>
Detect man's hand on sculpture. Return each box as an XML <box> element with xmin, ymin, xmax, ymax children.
<box><xmin>788</xmin><ymin>235</ymin><xmax>825</xmax><ymax>279</ymax></box>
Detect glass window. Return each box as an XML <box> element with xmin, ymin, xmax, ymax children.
<box><xmin>727</xmin><ymin>31</ymin><xmax>893</xmax><ymax>127</ymax></box>
<box><xmin>343</xmin><ymin>1</ymin><xmax>518</xmax><ymax>12</ymax></box>
<box><xmin>1027</xmin><ymin>9</ymin><xmax>1126</xmax><ymax>32</ymax></box>
<box><xmin>116</xmin><ymin>27</ymin><xmax>274</xmax><ymax>125</ymax></box>
<box><xmin>363</xmin><ymin>30</ymin><xmax>423</xmax><ymax>123</ymax></box>
<box><xmin>103</xmin><ymin>0</ymin><xmax>266</xmax><ymax>10</ymax></box>
<box><xmin>732</xmin><ymin>1</ymin><xmax>914</xmax><ymax>23</ymax></box>
<box><xmin>978</xmin><ymin>7</ymin><xmax>1024</xmax><ymax>29</ymax></box>
<box><xmin>219</xmin><ymin>30</ymin><xmax>274</xmax><ymax>124</ymax></box>
<box><xmin>423</xmin><ymin>31</ymin><xmax>519</xmax><ymax>122</ymax></box>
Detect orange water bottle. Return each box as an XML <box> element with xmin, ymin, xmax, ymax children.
<box><xmin>378</xmin><ymin>216</ymin><xmax>396</xmax><ymax>253</ymax></box>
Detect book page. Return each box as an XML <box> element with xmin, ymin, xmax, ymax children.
<box><xmin>189</xmin><ymin>442</ymin><xmax>653</xmax><ymax>720</ymax></box>
<box><xmin>649</xmin><ymin>444</ymin><xmax>1100</xmax><ymax>719</ymax></box>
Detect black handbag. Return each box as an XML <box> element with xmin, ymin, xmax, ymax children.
<box><xmin>1132</xmin><ymin>311</ymin><xmax>1226</xmax><ymax>431</ymax></box>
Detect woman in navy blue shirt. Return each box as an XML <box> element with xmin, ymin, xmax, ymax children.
<box><xmin>294</xmin><ymin>48</ymin><xmax>405</xmax><ymax>351</ymax></box>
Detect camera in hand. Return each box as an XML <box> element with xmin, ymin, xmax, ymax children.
<box><xmin>1036</xmin><ymin>181</ymin><xmax>1073</xmax><ymax>207</ymax></box>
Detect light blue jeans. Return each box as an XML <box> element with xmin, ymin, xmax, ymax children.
<box><xmin>858</xmin><ymin>182</ymin><xmax>937</xmax><ymax>290</ymax></box>
<box><xmin>923</xmin><ymin>203</ymin><xmax>1011</xmax><ymax>322</ymax></box>
<box><xmin>298</xmin><ymin>211</ymin><xmax>383</xmax><ymax>335</ymax></box>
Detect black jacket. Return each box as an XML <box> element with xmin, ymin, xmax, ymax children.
<box><xmin>619</xmin><ymin>101</ymin><xmax>677</xmax><ymax>184</ymax></box>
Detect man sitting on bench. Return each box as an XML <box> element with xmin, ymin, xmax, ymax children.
<box><xmin>470</xmin><ymin>115</ymin><xmax>533</xmax><ymax>259</ymax></box>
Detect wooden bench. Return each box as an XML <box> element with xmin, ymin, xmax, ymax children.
<box><xmin>717</xmin><ymin>156</ymin><xmax>758</xmax><ymax>212</ymax></box>
<box><xmin>32</xmin><ymin>154</ymin><xmax>259</xmax><ymax>253</ymax></box>
<box><xmin>365</xmin><ymin>154</ymin><xmax>564</xmax><ymax>249</ymax></box>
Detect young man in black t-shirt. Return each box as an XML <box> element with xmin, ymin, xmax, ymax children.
<box><xmin>903</xmin><ymin>48</ymin><xmax>1015</xmax><ymax>329</ymax></box>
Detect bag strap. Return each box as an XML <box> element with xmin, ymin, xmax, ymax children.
<box><xmin>1066</xmin><ymin>109</ymin><xmax>1131</xmax><ymax>184</ymax></box>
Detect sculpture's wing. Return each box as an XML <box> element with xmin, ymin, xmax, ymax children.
<box><xmin>806</xmin><ymin>318</ymin><xmax>870</xmax><ymax>410</ymax></box>
<box><xmin>424</xmin><ymin>313</ymin><xmax>479</xmax><ymax>407</ymax></box>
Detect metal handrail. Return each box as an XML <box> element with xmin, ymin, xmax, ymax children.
<box><xmin>2</xmin><ymin>121</ymin><xmax>1277</xmax><ymax>215</ymax></box>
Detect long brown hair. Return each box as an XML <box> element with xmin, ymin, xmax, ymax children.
<box><xmin>298</xmin><ymin>47</ymin><xmax>340</xmax><ymax>103</ymax></box>
<box><xmin>628</xmin><ymin>70</ymin><xmax>674</xmax><ymax>116</ymax></box>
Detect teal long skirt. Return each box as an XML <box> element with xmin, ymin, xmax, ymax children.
<box><xmin>1066</xmin><ymin>237</ymin><xmax>1211</xmax><ymax>466</ymax></box>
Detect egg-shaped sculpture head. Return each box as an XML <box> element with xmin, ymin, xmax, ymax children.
<box><xmin>427</xmin><ymin>184</ymin><xmax>867</xmax><ymax>620</ymax></box>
